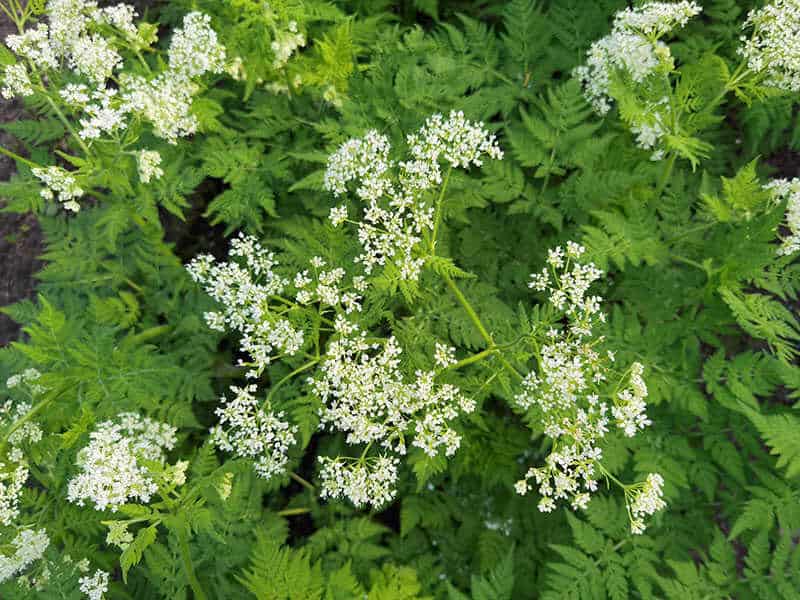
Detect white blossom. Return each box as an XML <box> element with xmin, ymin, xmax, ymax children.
<box><xmin>78</xmin><ymin>88</ymin><xmax>127</xmax><ymax>140</ymax></box>
<box><xmin>0</xmin><ymin>528</ymin><xmax>49</xmax><ymax>583</ymax></box>
<box><xmin>765</xmin><ymin>178</ymin><xmax>800</xmax><ymax>255</ymax></box>
<box><xmin>66</xmin><ymin>413</ymin><xmax>177</xmax><ymax>511</ymax></box>
<box><xmin>137</xmin><ymin>150</ymin><xmax>163</xmax><ymax>183</ymax></box>
<box><xmin>0</xmin><ymin>463</ymin><xmax>28</xmax><ymax>526</ymax></box>
<box><xmin>612</xmin><ymin>362</ymin><xmax>651</xmax><ymax>437</ymax></box>
<box><xmin>434</xmin><ymin>342</ymin><xmax>457</xmax><ymax>368</ymax></box>
<box><xmin>209</xmin><ymin>384</ymin><xmax>297</xmax><ymax>480</ymax></box>
<box><xmin>32</xmin><ymin>166</ymin><xmax>84</xmax><ymax>212</ymax></box>
<box><xmin>627</xmin><ymin>473</ymin><xmax>667</xmax><ymax>534</ymax></box>
<box><xmin>318</xmin><ymin>455</ymin><xmax>399</xmax><ymax>509</ymax></box>
<box><xmin>324</xmin><ymin>112</ymin><xmax>502</xmax><ymax>281</ymax></box>
<box><xmin>271</xmin><ymin>24</ymin><xmax>305</xmax><ymax>69</ymax></box>
<box><xmin>1</xmin><ymin>63</ymin><xmax>34</xmax><ymax>99</ymax></box>
<box><xmin>574</xmin><ymin>1</ymin><xmax>702</xmax><ymax>115</ymax></box>
<box><xmin>311</xmin><ymin>320</ymin><xmax>474</xmax><ymax>462</ymax></box>
<box><xmin>739</xmin><ymin>0</ymin><xmax>800</xmax><ymax>93</ymax></box>
<box><xmin>168</xmin><ymin>12</ymin><xmax>226</xmax><ymax>78</ymax></box>
<box><xmin>121</xmin><ymin>73</ymin><xmax>200</xmax><ymax>144</ymax></box>
<box><xmin>516</xmin><ymin>243</ymin><xmax>654</xmax><ymax>513</ymax></box>
<box><xmin>187</xmin><ymin>234</ymin><xmax>303</xmax><ymax>378</ymax></box>
<box><xmin>79</xmin><ymin>569</ymin><xmax>109</xmax><ymax>600</ymax></box>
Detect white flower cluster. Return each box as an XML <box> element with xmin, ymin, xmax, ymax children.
<box><xmin>168</xmin><ymin>12</ymin><xmax>226</xmax><ymax>78</ymax></box>
<box><xmin>515</xmin><ymin>242</ymin><xmax>661</xmax><ymax>525</ymax></box>
<box><xmin>0</xmin><ymin>63</ymin><xmax>33</xmax><ymax>99</ymax></box>
<box><xmin>31</xmin><ymin>166</ymin><xmax>84</xmax><ymax>212</ymax></box>
<box><xmin>136</xmin><ymin>150</ymin><xmax>163</xmax><ymax>184</ymax></box>
<box><xmin>0</xmin><ymin>528</ymin><xmax>50</xmax><ymax>583</ymax></box>
<box><xmin>314</xmin><ymin>318</ymin><xmax>475</xmax><ymax>456</ymax></box>
<box><xmin>79</xmin><ymin>569</ymin><xmax>110</xmax><ymax>600</ymax></box>
<box><xmin>0</xmin><ymin>462</ymin><xmax>28</xmax><ymax>527</ymax></box>
<box><xmin>319</xmin><ymin>455</ymin><xmax>399</xmax><ymax>509</ymax></box>
<box><xmin>324</xmin><ymin>112</ymin><xmax>503</xmax><ymax>281</ymax></box>
<box><xmin>293</xmin><ymin>256</ymin><xmax>365</xmax><ymax>313</ymax></box>
<box><xmin>187</xmin><ymin>234</ymin><xmax>303</xmax><ymax>379</ymax></box>
<box><xmin>2</xmin><ymin>3</ymin><xmax>225</xmax><ymax>207</ymax></box>
<box><xmin>765</xmin><ymin>178</ymin><xmax>800</xmax><ymax>256</ymax></box>
<box><xmin>67</xmin><ymin>413</ymin><xmax>177</xmax><ymax>511</ymax></box>
<box><xmin>574</xmin><ymin>1</ymin><xmax>702</xmax><ymax>115</ymax></box>
<box><xmin>3</xmin><ymin>368</ymin><xmax>45</xmax><ymax>463</ymax></box>
<box><xmin>627</xmin><ymin>473</ymin><xmax>667</xmax><ymax>534</ymax></box>
<box><xmin>613</xmin><ymin>363</ymin><xmax>651</xmax><ymax>437</ymax></box>
<box><xmin>311</xmin><ymin>318</ymin><xmax>474</xmax><ymax>507</ymax></box>
<box><xmin>271</xmin><ymin>20</ymin><xmax>305</xmax><ymax>69</ymax></box>
<box><xmin>210</xmin><ymin>384</ymin><xmax>298</xmax><ymax>480</ymax></box>
<box><xmin>739</xmin><ymin>0</ymin><xmax>800</xmax><ymax>93</ymax></box>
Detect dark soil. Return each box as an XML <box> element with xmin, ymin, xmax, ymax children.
<box><xmin>0</xmin><ymin>3</ymin><xmax>42</xmax><ymax>347</ymax></box>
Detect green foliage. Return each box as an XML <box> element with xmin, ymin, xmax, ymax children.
<box><xmin>0</xmin><ymin>0</ymin><xmax>799</xmax><ymax>598</ymax></box>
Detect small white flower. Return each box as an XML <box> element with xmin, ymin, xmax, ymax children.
<box><xmin>329</xmin><ymin>204</ymin><xmax>348</xmax><ymax>227</ymax></box>
<box><xmin>79</xmin><ymin>569</ymin><xmax>109</xmax><ymax>600</ymax></box>
<box><xmin>739</xmin><ymin>0</ymin><xmax>800</xmax><ymax>93</ymax></box>
<box><xmin>137</xmin><ymin>150</ymin><xmax>163</xmax><ymax>183</ymax></box>
<box><xmin>210</xmin><ymin>384</ymin><xmax>298</xmax><ymax>481</ymax></box>
<box><xmin>1</xmin><ymin>64</ymin><xmax>34</xmax><ymax>99</ymax></box>
<box><xmin>32</xmin><ymin>166</ymin><xmax>84</xmax><ymax>211</ymax></box>
<box><xmin>765</xmin><ymin>178</ymin><xmax>800</xmax><ymax>255</ymax></box>
<box><xmin>66</xmin><ymin>413</ymin><xmax>178</xmax><ymax>511</ymax></box>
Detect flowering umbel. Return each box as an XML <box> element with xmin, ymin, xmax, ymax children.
<box><xmin>573</xmin><ymin>1</ymin><xmax>702</xmax><ymax>160</ymax></box>
<box><xmin>66</xmin><ymin>413</ymin><xmax>178</xmax><ymax>511</ymax></box>
<box><xmin>514</xmin><ymin>242</ymin><xmax>666</xmax><ymax>533</ymax></box>
<box><xmin>739</xmin><ymin>0</ymin><xmax>800</xmax><ymax>93</ymax></box>
<box><xmin>765</xmin><ymin>178</ymin><xmax>800</xmax><ymax>256</ymax></box>
<box><xmin>324</xmin><ymin>111</ymin><xmax>503</xmax><ymax>281</ymax></box>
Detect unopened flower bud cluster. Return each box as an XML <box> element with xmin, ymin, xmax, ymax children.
<box><xmin>739</xmin><ymin>0</ymin><xmax>800</xmax><ymax>93</ymax></box>
<box><xmin>515</xmin><ymin>242</ymin><xmax>665</xmax><ymax>530</ymax></box>
<box><xmin>67</xmin><ymin>413</ymin><xmax>178</xmax><ymax>511</ymax></box>
<box><xmin>324</xmin><ymin>111</ymin><xmax>503</xmax><ymax>281</ymax></box>
<box><xmin>765</xmin><ymin>178</ymin><xmax>800</xmax><ymax>256</ymax></box>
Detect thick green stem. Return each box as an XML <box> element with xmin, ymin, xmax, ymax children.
<box><xmin>654</xmin><ymin>152</ymin><xmax>677</xmax><ymax>197</ymax></box>
<box><xmin>0</xmin><ymin>145</ymin><xmax>38</xmax><ymax>169</ymax></box>
<box><xmin>43</xmin><ymin>93</ymin><xmax>91</xmax><ymax>156</ymax></box>
<box><xmin>441</xmin><ymin>273</ymin><xmax>523</xmax><ymax>380</ymax></box>
<box><xmin>289</xmin><ymin>471</ymin><xmax>315</xmax><ymax>492</ymax></box>
<box><xmin>176</xmin><ymin>529</ymin><xmax>207</xmax><ymax>600</ymax></box>
<box><xmin>277</xmin><ymin>507</ymin><xmax>311</xmax><ymax>517</ymax></box>
<box><xmin>448</xmin><ymin>346</ymin><xmax>498</xmax><ymax>371</ymax></box>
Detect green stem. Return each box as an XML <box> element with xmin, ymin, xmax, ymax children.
<box><xmin>671</xmin><ymin>254</ymin><xmax>708</xmax><ymax>273</ymax></box>
<box><xmin>277</xmin><ymin>507</ymin><xmax>311</xmax><ymax>517</ymax></box>
<box><xmin>176</xmin><ymin>528</ymin><xmax>207</xmax><ymax>600</ymax></box>
<box><xmin>263</xmin><ymin>358</ymin><xmax>320</xmax><ymax>408</ymax></box>
<box><xmin>126</xmin><ymin>325</ymin><xmax>171</xmax><ymax>345</ymax></box>
<box><xmin>448</xmin><ymin>346</ymin><xmax>497</xmax><ymax>371</ymax></box>
<box><xmin>441</xmin><ymin>273</ymin><xmax>523</xmax><ymax>380</ymax></box>
<box><xmin>429</xmin><ymin>166</ymin><xmax>452</xmax><ymax>255</ymax></box>
<box><xmin>43</xmin><ymin>93</ymin><xmax>91</xmax><ymax>156</ymax></box>
<box><xmin>289</xmin><ymin>472</ymin><xmax>315</xmax><ymax>492</ymax></box>
<box><xmin>0</xmin><ymin>145</ymin><xmax>38</xmax><ymax>169</ymax></box>
<box><xmin>654</xmin><ymin>152</ymin><xmax>677</xmax><ymax>197</ymax></box>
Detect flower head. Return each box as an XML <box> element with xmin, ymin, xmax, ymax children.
<box><xmin>739</xmin><ymin>0</ymin><xmax>800</xmax><ymax>93</ymax></box>
<box><xmin>66</xmin><ymin>413</ymin><xmax>177</xmax><ymax>511</ymax></box>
